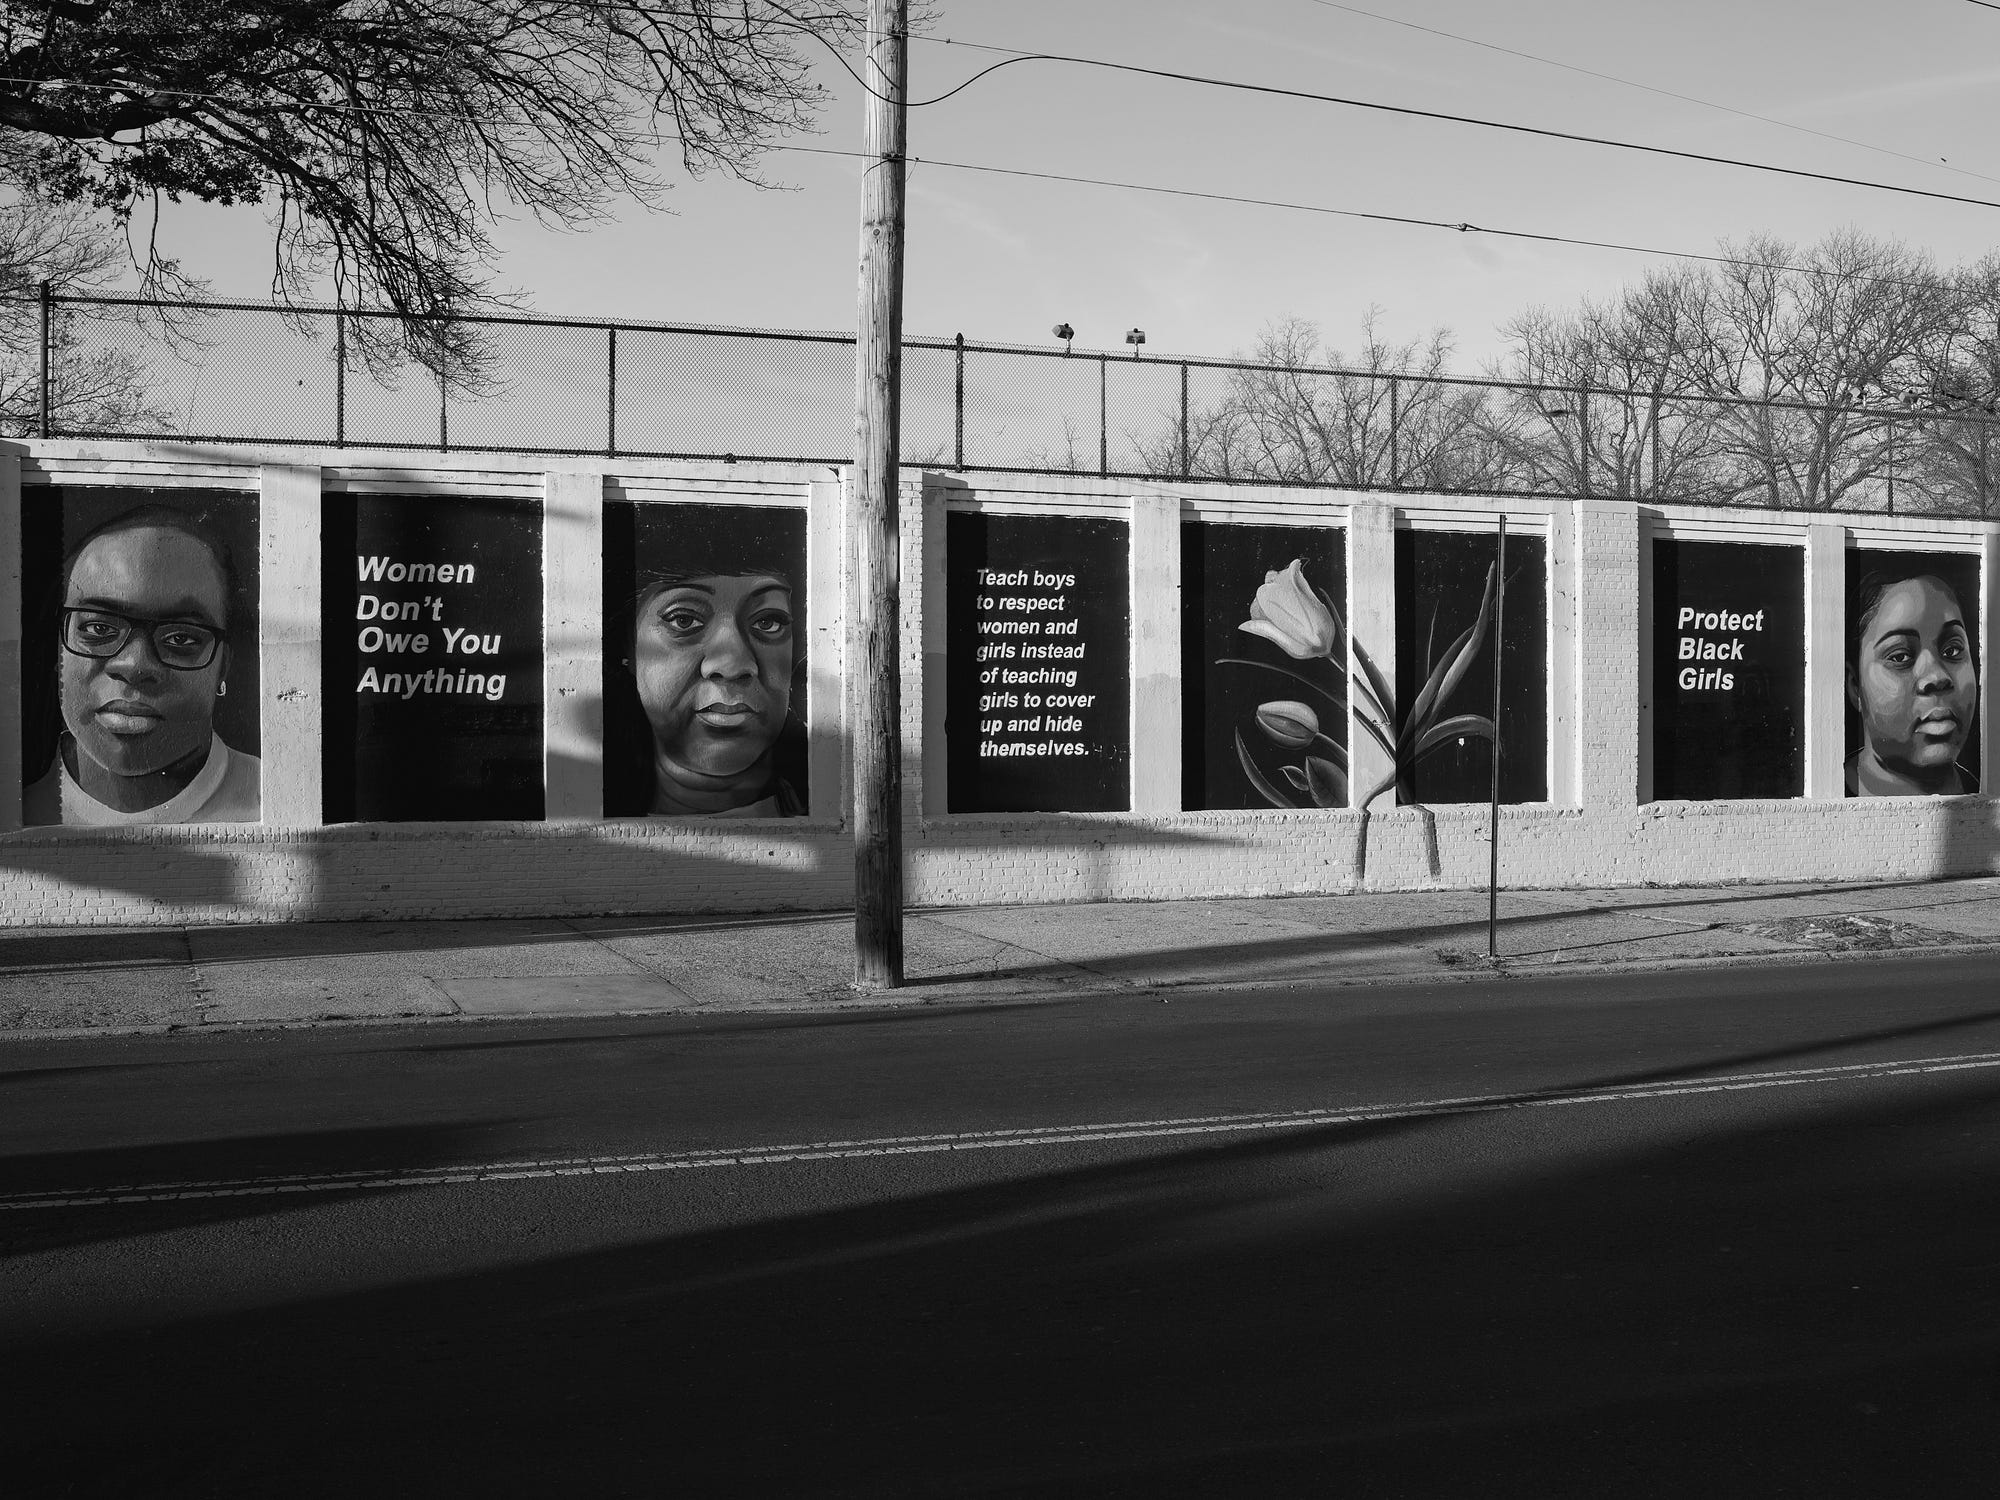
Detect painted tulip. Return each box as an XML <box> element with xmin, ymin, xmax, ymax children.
<box><xmin>1255</xmin><ymin>699</ymin><xmax>1319</xmax><ymax>748</ymax></box>
<box><xmin>1239</xmin><ymin>559</ymin><xmax>1338</xmax><ymax>659</ymax></box>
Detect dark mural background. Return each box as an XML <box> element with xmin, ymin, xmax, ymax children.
<box><xmin>322</xmin><ymin>493</ymin><xmax>544</xmax><ymax>822</ymax></box>
<box><xmin>601</xmin><ymin>500</ymin><xmax>808</xmax><ymax>817</ymax></box>
<box><xmin>946</xmin><ymin>511</ymin><xmax>1130</xmax><ymax>813</ymax></box>
<box><xmin>1181</xmin><ymin>522</ymin><xmax>1347</xmax><ymax>810</ymax></box>
<box><xmin>1845</xmin><ymin>548</ymin><xmax>1981</xmax><ymax>794</ymax></box>
<box><xmin>20</xmin><ymin>485</ymin><xmax>262</xmax><ymax>786</ymax></box>
<box><xmin>1651</xmin><ymin>538</ymin><xmax>1805</xmax><ymax>800</ymax></box>
<box><xmin>1394</xmin><ymin>528</ymin><xmax>1548</xmax><ymax>805</ymax></box>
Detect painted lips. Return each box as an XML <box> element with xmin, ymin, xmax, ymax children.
<box><xmin>695</xmin><ymin>702</ymin><xmax>758</xmax><ymax>727</ymax></box>
<box><xmin>93</xmin><ymin>700</ymin><xmax>164</xmax><ymax>734</ymax></box>
<box><xmin>1915</xmin><ymin>710</ymin><xmax>1961</xmax><ymax>738</ymax></box>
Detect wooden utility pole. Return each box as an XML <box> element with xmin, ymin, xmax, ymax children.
<box><xmin>851</xmin><ymin>0</ymin><xmax>908</xmax><ymax>989</ymax></box>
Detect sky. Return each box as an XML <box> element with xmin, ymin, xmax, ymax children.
<box><xmin>144</xmin><ymin>0</ymin><xmax>2000</xmax><ymax>372</ymax></box>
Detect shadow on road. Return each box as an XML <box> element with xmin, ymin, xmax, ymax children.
<box><xmin>5</xmin><ymin>1019</ymin><xmax>2000</xmax><ymax>1496</ymax></box>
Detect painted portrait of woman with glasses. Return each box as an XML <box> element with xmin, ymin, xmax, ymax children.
<box><xmin>24</xmin><ymin>502</ymin><xmax>261</xmax><ymax>825</ymax></box>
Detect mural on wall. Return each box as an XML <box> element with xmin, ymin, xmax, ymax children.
<box><xmin>1181</xmin><ymin>523</ymin><xmax>1348</xmax><ymax>810</ymax></box>
<box><xmin>1845</xmin><ymin>550</ymin><xmax>1981</xmax><ymax>796</ymax></box>
<box><xmin>1394</xmin><ymin>528</ymin><xmax>1547</xmax><ymax>805</ymax></box>
<box><xmin>20</xmin><ymin>486</ymin><xmax>262</xmax><ymax>826</ymax></box>
<box><xmin>602</xmin><ymin>500</ymin><xmax>808</xmax><ymax>818</ymax></box>
<box><xmin>322</xmin><ymin>493</ymin><xmax>545</xmax><ymax>821</ymax></box>
<box><xmin>946</xmin><ymin>511</ymin><xmax>1130</xmax><ymax>813</ymax></box>
<box><xmin>1651</xmin><ymin>538</ymin><xmax>1806</xmax><ymax>800</ymax></box>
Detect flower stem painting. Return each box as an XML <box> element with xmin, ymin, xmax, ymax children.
<box><xmin>1219</xmin><ymin>556</ymin><xmax>1499</xmax><ymax>813</ymax></box>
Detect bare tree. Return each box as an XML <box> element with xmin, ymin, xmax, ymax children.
<box><xmin>0</xmin><ymin>181</ymin><xmax>168</xmax><ymax>434</ymax></box>
<box><xmin>1141</xmin><ymin>313</ymin><xmax>1505</xmax><ymax>490</ymax></box>
<box><xmin>0</xmin><ymin>1</ymin><xmax>859</xmax><ymax>380</ymax></box>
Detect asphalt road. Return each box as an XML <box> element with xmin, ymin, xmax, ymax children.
<box><xmin>5</xmin><ymin>954</ymin><xmax>2000</xmax><ymax>1497</ymax></box>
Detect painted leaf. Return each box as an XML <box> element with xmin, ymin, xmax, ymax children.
<box><xmin>1306</xmin><ymin>756</ymin><xmax>1347</xmax><ymax>808</ymax></box>
<box><xmin>1414</xmin><ymin>713</ymin><xmax>1495</xmax><ymax>759</ymax></box>
<box><xmin>1234</xmin><ymin>728</ymin><xmax>1298</xmax><ymax>808</ymax></box>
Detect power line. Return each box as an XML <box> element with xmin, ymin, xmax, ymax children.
<box><xmin>922</xmin><ymin>38</ymin><xmax>2000</xmax><ymax>215</ymax></box>
<box><xmin>857</xmin><ymin>147</ymin><xmax>1960</xmax><ymax>296</ymax></box>
<box><xmin>1297</xmin><ymin>0</ymin><xmax>2000</xmax><ymax>190</ymax></box>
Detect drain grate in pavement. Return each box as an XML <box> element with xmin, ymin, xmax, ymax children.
<box><xmin>1729</xmin><ymin>913</ymin><xmax>1949</xmax><ymax>953</ymax></box>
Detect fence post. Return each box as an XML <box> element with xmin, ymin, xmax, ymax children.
<box><xmin>1576</xmin><ymin>388</ymin><xmax>1591</xmax><ymax>496</ymax></box>
<box><xmin>37</xmin><ymin>279</ymin><xmax>51</xmax><ymax>439</ymax></box>
<box><xmin>954</xmin><ymin>333</ymin><xmax>965</xmax><ymax>469</ymax></box>
<box><xmin>1179</xmin><ymin>362</ymin><xmax>1190</xmax><ymax>479</ymax></box>
<box><xmin>1099</xmin><ymin>353</ymin><xmax>1109</xmax><ymax>477</ymax></box>
<box><xmin>1650</xmin><ymin>393</ymin><xmax>1661</xmax><ymax>498</ymax></box>
<box><xmin>334</xmin><ymin>313</ymin><xmax>347</xmax><ymax>446</ymax></box>
<box><xmin>439</xmin><ymin>373</ymin><xmax>449</xmax><ymax>452</ymax></box>
<box><xmin>1388</xmin><ymin>377</ymin><xmax>1401</xmax><ymax>488</ymax></box>
<box><xmin>607</xmin><ymin>325</ymin><xmax>618</xmax><ymax>457</ymax></box>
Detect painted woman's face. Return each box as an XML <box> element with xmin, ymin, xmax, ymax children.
<box><xmin>634</xmin><ymin>575</ymin><xmax>794</xmax><ymax>779</ymax></box>
<box><xmin>60</xmin><ymin>526</ymin><xmax>230</xmax><ymax>780</ymax></box>
<box><xmin>1850</xmin><ymin>576</ymin><xmax>1977</xmax><ymax>781</ymax></box>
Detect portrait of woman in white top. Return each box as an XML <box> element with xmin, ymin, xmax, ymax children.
<box><xmin>24</xmin><ymin>502</ymin><xmax>261</xmax><ymax>826</ymax></box>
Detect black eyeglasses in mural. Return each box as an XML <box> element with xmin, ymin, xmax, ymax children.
<box><xmin>1845</xmin><ymin>558</ymin><xmax>1981</xmax><ymax>797</ymax></box>
<box><xmin>61</xmin><ymin>608</ymin><xmax>224</xmax><ymax>671</ymax></box>
<box><xmin>24</xmin><ymin>497</ymin><xmax>262</xmax><ymax>827</ymax></box>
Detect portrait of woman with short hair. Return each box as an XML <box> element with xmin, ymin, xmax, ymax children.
<box><xmin>602</xmin><ymin>501</ymin><xmax>807</xmax><ymax>818</ymax></box>
<box><xmin>1846</xmin><ymin>560</ymin><xmax>1980</xmax><ymax>797</ymax></box>
<box><xmin>24</xmin><ymin>497</ymin><xmax>262</xmax><ymax>825</ymax></box>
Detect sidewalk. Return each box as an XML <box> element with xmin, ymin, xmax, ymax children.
<box><xmin>6</xmin><ymin>875</ymin><xmax>2000</xmax><ymax>1038</ymax></box>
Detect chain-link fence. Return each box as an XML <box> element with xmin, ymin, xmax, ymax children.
<box><xmin>9</xmin><ymin>289</ymin><xmax>1999</xmax><ymax>518</ymax></box>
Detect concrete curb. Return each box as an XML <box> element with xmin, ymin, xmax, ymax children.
<box><xmin>4</xmin><ymin>926</ymin><xmax>1996</xmax><ymax>1045</ymax></box>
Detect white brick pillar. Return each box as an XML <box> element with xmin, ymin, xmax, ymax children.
<box><xmin>1129</xmin><ymin>488</ymin><xmax>1182</xmax><ymax>813</ymax></box>
<box><xmin>259</xmin><ymin>463</ymin><xmax>322</xmax><ymax>826</ymax></box>
<box><xmin>808</xmin><ymin>475</ymin><xmax>848</xmax><ymax>822</ymax></box>
<box><xmin>1984</xmin><ymin>524</ymin><xmax>2000</xmax><ymax>796</ymax></box>
<box><xmin>1577</xmin><ymin>498</ymin><xmax>1640</xmax><ymax>806</ymax></box>
<box><xmin>542</xmin><ymin>469</ymin><xmax>603</xmax><ymax>821</ymax></box>
<box><xmin>1547</xmin><ymin>501</ymin><xmax>1580</xmax><ymax>806</ymax></box>
<box><xmin>1804</xmin><ymin>521</ymin><xmax>1847</xmax><ymax>799</ymax></box>
<box><xmin>1347</xmin><ymin>501</ymin><xmax>1397</xmax><ymax>807</ymax></box>
<box><xmin>0</xmin><ymin>450</ymin><xmax>19</xmax><ymax>832</ymax></box>
<box><xmin>918</xmin><ymin>478</ymin><xmax>950</xmax><ymax>818</ymax></box>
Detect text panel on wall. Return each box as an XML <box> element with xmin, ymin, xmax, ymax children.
<box><xmin>1181</xmin><ymin>521</ymin><xmax>1348</xmax><ymax>810</ymax></box>
<box><xmin>1651</xmin><ymin>537</ymin><xmax>1805</xmax><ymax>800</ymax></box>
<box><xmin>945</xmin><ymin>511</ymin><xmax>1131</xmax><ymax>813</ymax></box>
<box><xmin>322</xmin><ymin>493</ymin><xmax>545</xmax><ymax>822</ymax></box>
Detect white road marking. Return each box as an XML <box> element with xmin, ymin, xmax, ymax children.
<box><xmin>8</xmin><ymin>1048</ymin><xmax>2000</xmax><ymax>1212</ymax></box>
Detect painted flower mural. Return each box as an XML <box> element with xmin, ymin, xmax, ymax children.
<box><xmin>1220</xmin><ymin>557</ymin><xmax>1501</xmax><ymax>813</ymax></box>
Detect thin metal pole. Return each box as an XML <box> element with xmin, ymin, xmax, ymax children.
<box><xmin>954</xmin><ymin>333</ymin><xmax>965</xmax><ymax>469</ymax></box>
<box><xmin>607</xmin><ymin>326</ymin><xmax>618</xmax><ymax>456</ymax></box>
<box><xmin>439</xmin><ymin>374</ymin><xmax>449</xmax><ymax>451</ymax></box>
<box><xmin>335</xmin><ymin>313</ymin><xmax>347</xmax><ymax>446</ymax></box>
<box><xmin>38</xmin><ymin>279</ymin><xmax>51</xmax><ymax>438</ymax></box>
<box><xmin>1487</xmin><ymin>514</ymin><xmax>1507</xmax><ymax>959</ymax></box>
<box><xmin>1099</xmin><ymin>353</ymin><xmax>1108</xmax><ymax>477</ymax></box>
<box><xmin>1388</xmin><ymin>377</ymin><xmax>1401</xmax><ymax>488</ymax></box>
<box><xmin>1179</xmin><ymin>361</ymin><xmax>1190</xmax><ymax>479</ymax></box>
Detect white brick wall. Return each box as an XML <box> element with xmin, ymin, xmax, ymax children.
<box><xmin>1</xmin><ymin>438</ymin><xmax>1995</xmax><ymax>926</ymax></box>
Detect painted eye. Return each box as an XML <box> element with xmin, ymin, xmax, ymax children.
<box><xmin>749</xmin><ymin>610</ymin><xmax>793</xmax><ymax>642</ymax></box>
<box><xmin>72</xmin><ymin>616</ymin><xmax>122</xmax><ymax>643</ymax></box>
<box><xmin>658</xmin><ymin>607</ymin><xmax>708</xmax><ymax>637</ymax></box>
